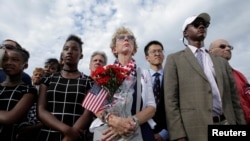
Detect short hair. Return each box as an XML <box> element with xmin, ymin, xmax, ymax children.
<box><xmin>110</xmin><ymin>26</ymin><xmax>138</xmax><ymax>58</ymax></box>
<box><xmin>33</xmin><ymin>67</ymin><xmax>44</xmax><ymax>75</ymax></box>
<box><xmin>144</xmin><ymin>40</ymin><xmax>164</xmax><ymax>56</ymax></box>
<box><xmin>90</xmin><ymin>51</ymin><xmax>108</xmax><ymax>65</ymax></box>
<box><xmin>44</xmin><ymin>58</ymin><xmax>61</xmax><ymax>72</ymax></box>
<box><xmin>14</xmin><ymin>47</ymin><xmax>30</xmax><ymax>62</ymax></box>
<box><xmin>65</xmin><ymin>34</ymin><xmax>83</xmax><ymax>52</ymax></box>
<box><xmin>3</xmin><ymin>39</ymin><xmax>22</xmax><ymax>49</ymax></box>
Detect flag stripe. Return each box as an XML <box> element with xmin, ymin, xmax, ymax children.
<box><xmin>82</xmin><ymin>84</ymin><xmax>108</xmax><ymax>113</ymax></box>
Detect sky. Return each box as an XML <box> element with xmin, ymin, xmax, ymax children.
<box><xmin>0</xmin><ymin>0</ymin><xmax>249</xmax><ymax>80</ymax></box>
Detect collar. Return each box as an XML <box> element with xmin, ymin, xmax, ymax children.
<box><xmin>187</xmin><ymin>45</ymin><xmax>206</xmax><ymax>54</ymax></box>
<box><xmin>149</xmin><ymin>69</ymin><xmax>163</xmax><ymax>77</ymax></box>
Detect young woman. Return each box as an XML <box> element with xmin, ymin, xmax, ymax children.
<box><xmin>43</xmin><ymin>58</ymin><xmax>61</xmax><ymax>76</ymax></box>
<box><xmin>37</xmin><ymin>34</ymin><xmax>94</xmax><ymax>141</ymax></box>
<box><xmin>0</xmin><ymin>47</ymin><xmax>37</xmax><ymax>141</ymax></box>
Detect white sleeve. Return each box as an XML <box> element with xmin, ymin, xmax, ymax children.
<box><xmin>141</xmin><ymin>69</ymin><xmax>157</xmax><ymax>129</ymax></box>
<box><xmin>141</xmin><ymin>69</ymin><xmax>156</xmax><ymax>108</ymax></box>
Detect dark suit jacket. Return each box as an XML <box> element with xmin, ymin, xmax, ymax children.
<box><xmin>164</xmin><ymin>47</ymin><xmax>245</xmax><ymax>141</ymax></box>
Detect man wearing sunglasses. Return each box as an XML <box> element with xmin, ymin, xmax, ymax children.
<box><xmin>209</xmin><ymin>39</ymin><xmax>234</xmax><ymax>60</ymax></box>
<box><xmin>0</xmin><ymin>39</ymin><xmax>32</xmax><ymax>84</ymax></box>
<box><xmin>209</xmin><ymin>39</ymin><xmax>250</xmax><ymax>125</ymax></box>
<box><xmin>164</xmin><ymin>13</ymin><xmax>245</xmax><ymax>141</ymax></box>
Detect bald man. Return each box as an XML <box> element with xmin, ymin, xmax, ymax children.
<box><xmin>209</xmin><ymin>39</ymin><xmax>250</xmax><ymax>125</ymax></box>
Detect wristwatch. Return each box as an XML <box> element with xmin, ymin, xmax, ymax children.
<box><xmin>132</xmin><ymin>116</ymin><xmax>139</xmax><ymax>128</ymax></box>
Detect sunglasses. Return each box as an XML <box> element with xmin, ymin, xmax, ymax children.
<box><xmin>191</xmin><ymin>19</ymin><xmax>210</xmax><ymax>28</ymax></box>
<box><xmin>0</xmin><ymin>44</ymin><xmax>16</xmax><ymax>50</ymax></box>
<box><xmin>219</xmin><ymin>44</ymin><xmax>234</xmax><ymax>50</ymax></box>
<box><xmin>116</xmin><ymin>35</ymin><xmax>135</xmax><ymax>41</ymax></box>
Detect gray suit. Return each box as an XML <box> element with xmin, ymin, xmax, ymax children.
<box><xmin>163</xmin><ymin>47</ymin><xmax>245</xmax><ymax>141</ymax></box>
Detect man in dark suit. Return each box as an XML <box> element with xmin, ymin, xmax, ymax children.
<box><xmin>144</xmin><ymin>40</ymin><xmax>168</xmax><ymax>141</ymax></box>
<box><xmin>163</xmin><ymin>12</ymin><xmax>245</xmax><ymax>141</ymax></box>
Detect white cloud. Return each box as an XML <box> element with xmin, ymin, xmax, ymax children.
<box><xmin>1</xmin><ymin>0</ymin><xmax>249</xmax><ymax>80</ymax></box>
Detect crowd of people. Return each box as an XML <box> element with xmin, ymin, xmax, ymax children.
<box><xmin>0</xmin><ymin>12</ymin><xmax>249</xmax><ymax>141</ymax></box>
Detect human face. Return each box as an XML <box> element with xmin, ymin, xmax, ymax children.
<box><xmin>210</xmin><ymin>39</ymin><xmax>232</xmax><ymax>60</ymax></box>
<box><xmin>113</xmin><ymin>34</ymin><xmax>135</xmax><ymax>57</ymax></box>
<box><xmin>44</xmin><ymin>63</ymin><xmax>59</xmax><ymax>75</ymax></box>
<box><xmin>146</xmin><ymin>44</ymin><xmax>164</xmax><ymax>67</ymax></box>
<box><xmin>184</xmin><ymin>18</ymin><xmax>208</xmax><ymax>41</ymax></box>
<box><xmin>62</xmin><ymin>40</ymin><xmax>82</xmax><ymax>65</ymax></box>
<box><xmin>32</xmin><ymin>71</ymin><xmax>44</xmax><ymax>85</ymax></box>
<box><xmin>89</xmin><ymin>54</ymin><xmax>106</xmax><ymax>72</ymax></box>
<box><xmin>2</xmin><ymin>50</ymin><xmax>26</xmax><ymax>75</ymax></box>
<box><xmin>190</xmin><ymin>18</ymin><xmax>210</xmax><ymax>29</ymax></box>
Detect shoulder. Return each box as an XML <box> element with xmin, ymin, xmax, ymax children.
<box><xmin>80</xmin><ymin>72</ymin><xmax>94</xmax><ymax>81</ymax></box>
<box><xmin>80</xmin><ymin>72</ymin><xmax>95</xmax><ymax>86</ymax></box>
<box><xmin>20</xmin><ymin>84</ymin><xmax>38</xmax><ymax>95</ymax></box>
<box><xmin>139</xmin><ymin>68</ymin><xmax>151</xmax><ymax>84</ymax></box>
<box><xmin>232</xmin><ymin>69</ymin><xmax>248</xmax><ymax>82</ymax></box>
<box><xmin>167</xmin><ymin>49</ymin><xmax>187</xmax><ymax>58</ymax></box>
<box><xmin>0</xmin><ymin>69</ymin><xmax>6</xmax><ymax>83</ymax></box>
<box><xmin>210</xmin><ymin>54</ymin><xmax>229</xmax><ymax>66</ymax></box>
<box><xmin>0</xmin><ymin>69</ymin><xmax>5</xmax><ymax>74</ymax></box>
<box><xmin>21</xmin><ymin>71</ymin><xmax>32</xmax><ymax>85</ymax></box>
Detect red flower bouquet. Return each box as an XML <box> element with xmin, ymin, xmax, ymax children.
<box><xmin>91</xmin><ymin>64</ymin><xmax>130</xmax><ymax>100</ymax></box>
<box><xmin>86</xmin><ymin>65</ymin><xmax>137</xmax><ymax>140</ymax></box>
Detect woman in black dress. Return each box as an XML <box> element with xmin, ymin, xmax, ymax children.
<box><xmin>0</xmin><ymin>47</ymin><xmax>37</xmax><ymax>141</ymax></box>
<box><xmin>37</xmin><ymin>35</ymin><xmax>94</xmax><ymax>141</ymax></box>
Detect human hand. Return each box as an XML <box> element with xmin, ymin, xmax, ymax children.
<box><xmin>107</xmin><ymin>115</ymin><xmax>136</xmax><ymax>135</ymax></box>
<box><xmin>101</xmin><ymin>126</ymin><xmax>121</xmax><ymax>141</ymax></box>
<box><xmin>175</xmin><ymin>137</ymin><xmax>187</xmax><ymax>141</ymax></box>
<box><xmin>62</xmin><ymin>126</ymin><xmax>83</xmax><ymax>141</ymax></box>
<box><xmin>62</xmin><ymin>135</ymin><xmax>75</xmax><ymax>141</ymax></box>
<box><xmin>154</xmin><ymin>133</ymin><xmax>164</xmax><ymax>141</ymax></box>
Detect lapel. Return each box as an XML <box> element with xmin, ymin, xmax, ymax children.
<box><xmin>209</xmin><ymin>54</ymin><xmax>224</xmax><ymax>97</ymax></box>
<box><xmin>160</xmin><ymin>76</ymin><xmax>164</xmax><ymax>99</ymax></box>
<box><xmin>183</xmin><ymin>47</ymin><xmax>208</xmax><ymax>80</ymax></box>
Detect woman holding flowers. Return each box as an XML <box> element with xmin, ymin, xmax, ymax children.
<box><xmin>97</xmin><ymin>26</ymin><xmax>156</xmax><ymax>141</ymax></box>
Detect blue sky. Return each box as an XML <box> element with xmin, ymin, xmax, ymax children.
<box><xmin>0</xmin><ymin>0</ymin><xmax>249</xmax><ymax>80</ymax></box>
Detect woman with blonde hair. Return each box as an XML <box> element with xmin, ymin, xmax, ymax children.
<box><xmin>94</xmin><ymin>26</ymin><xmax>156</xmax><ymax>141</ymax></box>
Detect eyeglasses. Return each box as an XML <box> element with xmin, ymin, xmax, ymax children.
<box><xmin>191</xmin><ymin>19</ymin><xmax>210</xmax><ymax>28</ymax></box>
<box><xmin>0</xmin><ymin>44</ymin><xmax>16</xmax><ymax>50</ymax></box>
<box><xmin>116</xmin><ymin>35</ymin><xmax>135</xmax><ymax>41</ymax></box>
<box><xmin>219</xmin><ymin>44</ymin><xmax>234</xmax><ymax>50</ymax></box>
<box><xmin>149</xmin><ymin>49</ymin><xmax>164</xmax><ymax>55</ymax></box>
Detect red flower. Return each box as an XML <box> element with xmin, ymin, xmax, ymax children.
<box><xmin>91</xmin><ymin>64</ymin><xmax>130</xmax><ymax>99</ymax></box>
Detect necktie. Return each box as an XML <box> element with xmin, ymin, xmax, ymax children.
<box><xmin>153</xmin><ymin>72</ymin><xmax>161</xmax><ymax>104</ymax></box>
<box><xmin>196</xmin><ymin>48</ymin><xmax>204</xmax><ymax>70</ymax></box>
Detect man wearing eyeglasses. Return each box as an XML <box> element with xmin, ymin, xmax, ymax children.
<box><xmin>209</xmin><ymin>39</ymin><xmax>250</xmax><ymax>125</ymax></box>
<box><xmin>144</xmin><ymin>40</ymin><xmax>168</xmax><ymax>141</ymax></box>
<box><xmin>163</xmin><ymin>13</ymin><xmax>245</xmax><ymax>141</ymax></box>
<box><xmin>209</xmin><ymin>39</ymin><xmax>234</xmax><ymax>60</ymax></box>
<box><xmin>0</xmin><ymin>39</ymin><xmax>32</xmax><ymax>84</ymax></box>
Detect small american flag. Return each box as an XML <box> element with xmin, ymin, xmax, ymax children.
<box><xmin>82</xmin><ymin>83</ymin><xmax>109</xmax><ymax>114</ymax></box>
